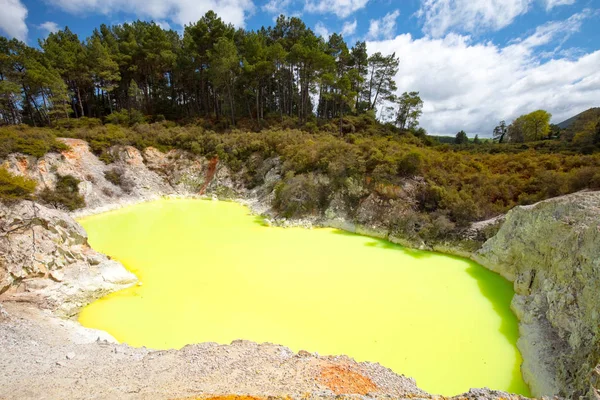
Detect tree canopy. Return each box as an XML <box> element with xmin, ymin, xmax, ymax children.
<box><xmin>455</xmin><ymin>130</ymin><xmax>468</xmax><ymax>145</ymax></box>
<box><xmin>396</xmin><ymin>91</ymin><xmax>423</xmax><ymax>130</ymax></box>
<box><xmin>0</xmin><ymin>13</ymin><xmax>407</xmax><ymax>129</ymax></box>
<box><xmin>506</xmin><ymin>110</ymin><xmax>552</xmax><ymax>143</ymax></box>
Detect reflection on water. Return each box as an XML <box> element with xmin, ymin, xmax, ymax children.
<box><xmin>78</xmin><ymin>199</ymin><xmax>529</xmax><ymax>396</ymax></box>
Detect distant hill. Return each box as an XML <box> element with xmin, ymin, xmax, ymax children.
<box><xmin>430</xmin><ymin>135</ymin><xmax>456</xmax><ymax>144</ymax></box>
<box><xmin>557</xmin><ymin>108</ymin><xmax>600</xmax><ymax>130</ymax></box>
<box><xmin>429</xmin><ymin>135</ymin><xmax>493</xmax><ymax>144</ymax></box>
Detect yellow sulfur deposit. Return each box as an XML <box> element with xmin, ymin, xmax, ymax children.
<box><xmin>78</xmin><ymin>199</ymin><xmax>529</xmax><ymax>396</ymax></box>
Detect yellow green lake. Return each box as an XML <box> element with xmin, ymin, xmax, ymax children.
<box><xmin>78</xmin><ymin>198</ymin><xmax>529</xmax><ymax>396</ymax></box>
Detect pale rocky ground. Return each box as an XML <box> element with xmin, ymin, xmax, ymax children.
<box><xmin>0</xmin><ymin>302</ymin><xmax>437</xmax><ymax>400</ymax></box>
<box><xmin>1</xmin><ymin>139</ymin><xmax>598</xmax><ymax>399</ymax></box>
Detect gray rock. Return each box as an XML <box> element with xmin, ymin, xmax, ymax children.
<box><xmin>475</xmin><ymin>191</ymin><xmax>600</xmax><ymax>398</ymax></box>
<box><xmin>0</xmin><ymin>200</ymin><xmax>137</xmax><ymax>316</ymax></box>
<box><xmin>0</xmin><ymin>304</ymin><xmax>8</xmax><ymax>319</ymax></box>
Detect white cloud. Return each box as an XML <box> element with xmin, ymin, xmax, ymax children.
<box><xmin>514</xmin><ymin>10</ymin><xmax>589</xmax><ymax>51</ymax></box>
<box><xmin>341</xmin><ymin>19</ymin><xmax>357</xmax><ymax>37</ymax></box>
<box><xmin>367</xmin><ymin>11</ymin><xmax>600</xmax><ymax>136</ymax></box>
<box><xmin>544</xmin><ymin>0</ymin><xmax>576</xmax><ymax>10</ymax></box>
<box><xmin>45</xmin><ymin>0</ymin><xmax>254</xmax><ymax>28</ymax></box>
<box><xmin>367</xmin><ymin>10</ymin><xmax>400</xmax><ymax>40</ymax></box>
<box><xmin>305</xmin><ymin>0</ymin><xmax>370</xmax><ymax>18</ymax></box>
<box><xmin>263</xmin><ymin>0</ymin><xmax>292</xmax><ymax>15</ymax></box>
<box><xmin>418</xmin><ymin>0</ymin><xmax>532</xmax><ymax>38</ymax></box>
<box><xmin>314</xmin><ymin>21</ymin><xmax>330</xmax><ymax>38</ymax></box>
<box><xmin>39</xmin><ymin>21</ymin><xmax>60</xmax><ymax>34</ymax></box>
<box><xmin>0</xmin><ymin>0</ymin><xmax>28</xmax><ymax>41</ymax></box>
<box><xmin>155</xmin><ymin>20</ymin><xmax>171</xmax><ymax>30</ymax></box>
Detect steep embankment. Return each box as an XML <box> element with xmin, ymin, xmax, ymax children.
<box><xmin>1</xmin><ymin>138</ymin><xmax>599</xmax><ymax>399</ymax></box>
<box><xmin>0</xmin><ymin>200</ymin><xmax>137</xmax><ymax>314</ymax></box>
<box><xmin>475</xmin><ymin>193</ymin><xmax>600</xmax><ymax>398</ymax></box>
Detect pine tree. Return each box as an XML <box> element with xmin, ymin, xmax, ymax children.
<box><xmin>396</xmin><ymin>91</ymin><xmax>423</xmax><ymax>130</ymax></box>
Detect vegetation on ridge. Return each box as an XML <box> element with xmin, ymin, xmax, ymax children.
<box><xmin>0</xmin><ymin>10</ymin><xmax>599</xmax><ymax>237</ymax></box>
<box><xmin>3</xmin><ymin>120</ymin><xmax>599</xmax><ymax>236</ymax></box>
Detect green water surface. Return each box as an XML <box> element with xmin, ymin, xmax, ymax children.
<box><xmin>78</xmin><ymin>198</ymin><xmax>529</xmax><ymax>396</ymax></box>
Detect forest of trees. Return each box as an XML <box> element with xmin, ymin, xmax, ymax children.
<box><xmin>490</xmin><ymin>109</ymin><xmax>600</xmax><ymax>149</ymax></box>
<box><xmin>0</xmin><ymin>12</ymin><xmax>420</xmax><ymax>131</ymax></box>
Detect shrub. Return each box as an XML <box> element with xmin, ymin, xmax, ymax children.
<box><xmin>0</xmin><ymin>129</ymin><xmax>68</xmax><ymax>158</ymax></box>
<box><xmin>568</xmin><ymin>167</ymin><xmax>600</xmax><ymax>192</ymax></box>
<box><xmin>398</xmin><ymin>151</ymin><xmax>423</xmax><ymax>177</ymax></box>
<box><xmin>273</xmin><ymin>173</ymin><xmax>328</xmax><ymax>218</ymax></box>
<box><xmin>104</xmin><ymin>109</ymin><xmax>146</xmax><ymax>126</ymax></box>
<box><xmin>55</xmin><ymin>117</ymin><xmax>102</xmax><ymax>130</ymax></box>
<box><xmin>303</xmin><ymin>122</ymin><xmax>318</xmax><ymax>134</ymax></box>
<box><xmin>104</xmin><ymin>169</ymin><xmax>121</xmax><ymax>186</ymax></box>
<box><xmin>103</xmin><ymin>168</ymin><xmax>134</xmax><ymax>193</ymax></box>
<box><xmin>104</xmin><ymin>110</ymin><xmax>129</xmax><ymax>125</ymax></box>
<box><xmin>2</xmin><ymin>122</ymin><xmax>600</xmax><ymax>228</ymax></box>
<box><xmin>99</xmin><ymin>151</ymin><xmax>115</xmax><ymax>164</ymax></box>
<box><xmin>105</xmin><ymin>169</ymin><xmax>133</xmax><ymax>193</ymax></box>
<box><xmin>104</xmin><ymin>168</ymin><xmax>135</xmax><ymax>194</ymax></box>
<box><xmin>371</xmin><ymin>159</ymin><xmax>398</xmax><ymax>184</ymax></box>
<box><xmin>0</xmin><ymin>168</ymin><xmax>37</xmax><ymax>203</ymax></box>
<box><xmin>440</xmin><ymin>188</ymin><xmax>479</xmax><ymax>227</ymax></box>
<box><xmin>101</xmin><ymin>187</ymin><xmax>115</xmax><ymax>197</ymax></box>
<box><xmin>420</xmin><ymin>214</ymin><xmax>456</xmax><ymax>241</ymax></box>
<box><xmin>416</xmin><ymin>184</ymin><xmax>443</xmax><ymax>212</ymax></box>
<box><xmin>390</xmin><ymin>210</ymin><xmax>429</xmax><ymax>241</ymax></box>
<box><xmin>39</xmin><ymin>174</ymin><xmax>85</xmax><ymax>211</ymax></box>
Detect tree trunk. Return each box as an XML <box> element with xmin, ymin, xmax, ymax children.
<box><xmin>107</xmin><ymin>91</ymin><xmax>113</xmax><ymax>113</ymax></box>
<box><xmin>256</xmin><ymin>86</ymin><xmax>260</xmax><ymax>126</ymax></box>
<box><xmin>227</xmin><ymin>82</ymin><xmax>235</xmax><ymax>126</ymax></box>
<box><xmin>339</xmin><ymin>106</ymin><xmax>343</xmax><ymax>135</ymax></box>
<box><xmin>76</xmin><ymin>85</ymin><xmax>85</xmax><ymax>117</ymax></box>
<box><xmin>41</xmin><ymin>91</ymin><xmax>51</xmax><ymax>125</ymax></box>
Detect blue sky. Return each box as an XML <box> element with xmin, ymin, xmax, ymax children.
<box><xmin>1</xmin><ymin>0</ymin><xmax>599</xmax><ymax>136</ymax></box>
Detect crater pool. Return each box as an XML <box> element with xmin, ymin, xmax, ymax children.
<box><xmin>78</xmin><ymin>198</ymin><xmax>529</xmax><ymax>396</ymax></box>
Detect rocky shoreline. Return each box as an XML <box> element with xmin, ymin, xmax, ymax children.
<box><xmin>1</xmin><ymin>138</ymin><xmax>599</xmax><ymax>399</ymax></box>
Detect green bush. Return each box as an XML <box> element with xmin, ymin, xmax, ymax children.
<box><xmin>390</xmin><ymin>210</ymin><xmax>429</xmax><ymax>241</ymax></box>
<box><xmin>273</xmin><ymin>173</ymin><xmax>328</xmax><ymax>218</ymax></box>
<box><xmin>104</xmin><ymin>110</ymin><xmax>129</xmax><ymax>125</ymax></box>
<box><xmin>104</xmin><ymin>169</ymin><xmax>121</xmax><ymax>186</ymax></box>
<box><xmin>398</xmin><ymin>151</ymin><xmax>423</xmax><ymax>177</ymax></box>
<box><xmin>104</xmin><ymin>109</ymin><xmax>146</xmax><ymax>126</ymax></box>
<box><xmin>303</xmin><ymin>122</ymin><xmax>318</xmax><ymax>134</ymax></box>
<box><xmin>440</xmin><ymin>188</ymin><xmax>480</xmax><ymax>227</ymax></box>
<box><xmin>416</xmin><ymin>184</ymin><xmax>443</xmax><ymax>212</ymax></box>
<box><xmin>104</xmin><ymin>169</ymin><xmax>134</xmax><ymax>193</ymax></box>
<box><xmin>55</xmin><ymin>117</ymin><xmax>102</xmax><ymax>130</ymax></box>
<box><xmin>0</xmin><ymin>128</ymin><xmax>68</xmax><ymax>158</ymax></box>
<box><xmin>2</xmin><ymin>122</ymin><xmax>599</xmax><ymax>228</ymax></box>
<box><xmin>420</xmin><ymin>214</ymin><xmax>456</xmax><ymax>241</ymax></box>
<box><xmin>0</xmin><ymin>167</ymin><xmax>37</xmax><ymax>203</ymax></box>
<box><xmin>39</xmin><ymin>174</ymin><xmax>85</xmax><ymax>211</ymax></box>
<box><xmin>568</xmin><ymin>167</ymin><xmax>600</xmax><ymax>191</ymax></box>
